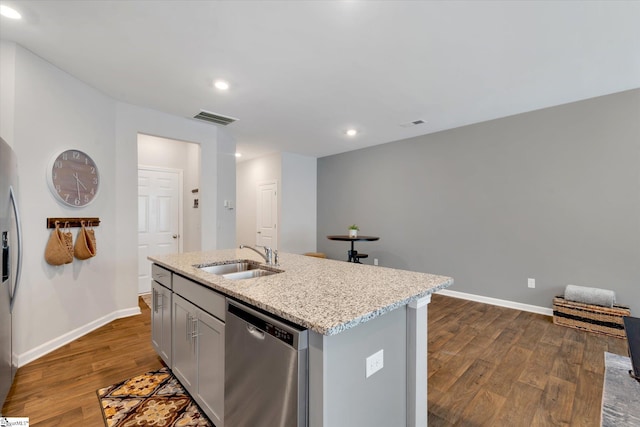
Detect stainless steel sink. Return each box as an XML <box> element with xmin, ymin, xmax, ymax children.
<box><xmin>222</xmin><ymin>269</ymin><xmax>280</xmax><ymax>280</ymax></box>
<box><xmin>196</xmin><ymin>259</ymin><xmax>283</xmax><ymax>280</ymax></box>
<box><xmin>198</xmin><ymin>260</ymin><xmax>262</xmax><ymax>275</ymax></box>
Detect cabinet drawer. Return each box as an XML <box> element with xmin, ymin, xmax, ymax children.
<box><xmin>152</xmin><ymin>264</ymin><xmax>172</xmax><ymax>289</ymax></box>
<box><xmin>174</xmin><ymin>274</ymin><xmax>225</xmax><ymax>322</ymax></box>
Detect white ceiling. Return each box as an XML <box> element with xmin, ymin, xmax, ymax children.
<box><xmin>1</xmin><ymin>1</ymin><xmax>639</xmax><ymax>161</ymax></box>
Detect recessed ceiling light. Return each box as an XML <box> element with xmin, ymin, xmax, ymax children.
<box><xmin>214</xmin><ymin>80</ymin><xmax>230</xmax><ymax>90</ymax></box>
<box><xmin>235</xmin><ymin>152</ymin><xmax>242</xmax><ymax>158</ymax></box>
<box><xmin>346</xmin><ymin>129</ymin><xmax>358</xmax><ymax>137</ymax></box>
<box><xmin>0</xmin><ymin>5</ymin><xmax>22</xmax><ymax>19</ymax></box>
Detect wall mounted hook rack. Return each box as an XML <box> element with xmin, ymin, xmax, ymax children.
<box><xmin>46</xmin><ymin>217</ymin><xmax>101</xmax><ymax>229</ymax></box>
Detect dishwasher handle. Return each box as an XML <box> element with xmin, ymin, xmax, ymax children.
<box><xmin>227</xmin><ymin>299</ymin><xmax>308</xmax><ymax>350</ymax></box>
<box><xmin>247</xmin><ymin>324</ymin><xmax>265</xmax><ymax>340</ymax></box>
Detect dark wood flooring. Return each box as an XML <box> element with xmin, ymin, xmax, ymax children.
<box><xmin>1</xmin><ymin>297</ymin><xmax>163</xmax><ymax>426</ymax></box>
<box><xmin>428</xmin><ymin>294</ymin><xmax>628</xmax><ymax>426</ymax></box>
<box><xmin>1</xmin><ymin>294</ymin><xmax>629</xmax><ymax>426</ymax></box>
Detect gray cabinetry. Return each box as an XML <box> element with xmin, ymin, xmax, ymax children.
<box><xmin>172</xmin><ymin>276</ymin><xmax>225</xmax><ymax>427</ymax></box>
<box><xmin>151</xmin><ymin>281</ymin><xmax>172</xmax><ymax>365</ymax></box>
<box><xmin>151</xmin><ymin>265</ymin><xmax>172</xmax><ymax>366</ymax></box>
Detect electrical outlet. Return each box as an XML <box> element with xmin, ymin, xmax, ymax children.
<box><xmin>528</xmin><ymin>278</ymin><xmax>535</xmax><ymax>288</ymax></box>
<box><xmin>374</xmin><ymin>258</ymin><xmax>379</xmax><ymax>266</ymax></box>
<box><xmin>366</xmin><ymin>349</ymin><xmax>384</xmax><ymax>378</ymax></box>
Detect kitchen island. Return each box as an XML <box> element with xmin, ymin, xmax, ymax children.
<box><xmin>149</xmin><ymin>249</ymin><xmax>453</xmax><ymax>427</ymax></box>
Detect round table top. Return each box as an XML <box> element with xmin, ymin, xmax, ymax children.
<box><xmin>327</xmin><ymin>235</ymin><xmax>380</xmax><ymax>242</ymax></box>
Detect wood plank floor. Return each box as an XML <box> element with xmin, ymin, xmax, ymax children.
<box><xmin>428</xmin><ymin>294</ymin><xmax>628</xmax><ymax>426</ymax></box>
<box><xmin>1</xmin><ymin>297</ymin><xmax>163</xmax><ymax>426</ymax></box>
<box><xmin>2</xmin><ymin>294</ymin><xmax>629</xmax><ymax>426</ymax></box>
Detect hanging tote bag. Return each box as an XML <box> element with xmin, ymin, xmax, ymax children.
<box><xmin>74</xmin><ymin>221</ymin><xmax>97</xmax><ymax>260</ymax></box>
<box><xmin>44</xmin><ymin>221</ymin><xmax>73</xmax><ymax>265</ymax></box>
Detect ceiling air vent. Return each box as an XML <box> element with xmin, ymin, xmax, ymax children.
<box><xmin>399</xmin><ymin>119</ymin><xmax>426</xmax><ymax>128</ymax></box>
<box><xmin>193</xmin><ymin>110</ymin><xmax>238</xmax><ymax>126</ymax></box>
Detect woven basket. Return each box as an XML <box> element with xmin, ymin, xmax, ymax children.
<box><xmin>552</xmin><ymin>296</ymin><xmax>630</xmax><ymax>339</ymax></box>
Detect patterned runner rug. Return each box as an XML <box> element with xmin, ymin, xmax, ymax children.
<box><xmin>97</xmin><ymin>367</ymin><xmax>212</xmax><ymax>427</ymax></box>
<box><xmin>601</xmin><ymin>352</ymin><xmax>640</xmax><ymax>427</ymax></box>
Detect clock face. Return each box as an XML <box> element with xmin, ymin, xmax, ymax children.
<box><xmin>47</xmin><ymin>149</ymin><xmax>100</xmax><ymax>207</ymax></box>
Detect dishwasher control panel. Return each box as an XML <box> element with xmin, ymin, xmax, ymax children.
<box><xmin>228</xmin><ymin>302</ymin><xmax>300</xmax><ymax>346</ymax></box>
<box><xmin>265</xmin><ymin>323</ymin><xmax>294</xmax><ymax>346</ymax></box>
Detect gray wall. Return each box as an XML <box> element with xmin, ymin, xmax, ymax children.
<box><xmin>318</xmin><ymin>89</ymin><xmax>640</xmax><ymax>314</ymax></box>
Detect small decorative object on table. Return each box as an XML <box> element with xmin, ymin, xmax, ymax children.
<box><xmin>348</xmin><ymin>224</ymin><xmax>359</xmax><ymax>238</ymax></box>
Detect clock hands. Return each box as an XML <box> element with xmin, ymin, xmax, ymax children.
<box><xmin>73</xmin><ymin>172</ymin><xmax>88</xmax><ymax>189</ymax></box>
<box><xmin>73</xmin><ymin>172</ymin><xmax>88</xmax><ymax>200</ymax></box>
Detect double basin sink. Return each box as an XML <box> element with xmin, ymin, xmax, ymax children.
<box><xmin>197</xmin><ymin>259</ymin><xmax>283</xmax><ymax>280</ymax></box>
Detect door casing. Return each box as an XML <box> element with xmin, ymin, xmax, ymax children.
<box><xmin>256</xmin><ymin>180</ymin><xmax>278</xmax><ymax>249</ymax></box>
<box><xmin>138</xmin><ymin>166</ymin><xmax>183</xmax><ymax>294</ymax></box>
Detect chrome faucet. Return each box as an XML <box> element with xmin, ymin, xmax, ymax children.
<box><xmin>239</xmin><ymin>244</ymin><xmax>277</xmax><ymax>266</ymax></box>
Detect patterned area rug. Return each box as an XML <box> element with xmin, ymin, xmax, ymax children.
<box><xmin>601</xmin><ymin>352</ymin><xmax>640</xmax><ymax>427</ymax></box>
<box><xmin>97</xmin><ymin>367</ymin><xmax>213</xmax><ymax>427</ymax></box>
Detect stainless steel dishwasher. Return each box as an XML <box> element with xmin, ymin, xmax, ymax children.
<box><xmin>225</xmin><ymin>299</ymin><xmax>308</xmax><ymax>427</ymax></box>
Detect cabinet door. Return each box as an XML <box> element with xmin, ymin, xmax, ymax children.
<box><xmin>172</xmin><ymin>294</ymin><xmax>197</xmax><ymax>393</ymax></box>
<box><xmin>159</xmin><ymin>286</ymin><xmax>172</xmax><ymax>365</ymax></box>
<box><xmin>151</xmin><ymin>283</ymin><xmax>161</xmax><ymax>352</ymax></box>
<box><xmin>195</xmin><ymin>310</ymin><xmax>225</xmax><ymax>427</ymax></box>
<box><xmin>151</xmin><ymin>282</ymin><xmax>172</xmax><ymax>366</ymax></box>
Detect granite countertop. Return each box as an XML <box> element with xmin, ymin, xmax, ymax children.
<box><xmin>149</xmin><ymin>249</ymin><xmax>453</xmax><ymax>336</ymax></box>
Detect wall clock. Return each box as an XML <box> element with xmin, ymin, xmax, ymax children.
<box><xmin>47</xmin><ymin>149</ymin><xmax>100</xmax><ymax>207</ymax></box>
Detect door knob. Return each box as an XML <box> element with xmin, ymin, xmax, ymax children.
<box><xmin>257</xmin><ymin>231</ymin><xmax>262</xmax><ymax>234</ymax></box>
<box><xmin>172</xmin><ymin>234</ymin><xmax>178</xmax><ymax>239</ymax></box>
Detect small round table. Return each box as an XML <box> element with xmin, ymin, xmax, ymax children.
<box><xmin>327</xmin><ymin>235</ymin><xmax>380</xmax><ymax>263</ymax></box>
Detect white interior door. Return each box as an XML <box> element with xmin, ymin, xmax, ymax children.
<box><xmin>256</xmin><ymin>181</ymin><xmax>277</xmax><ymax>249</ymax></box>
<box><xmin>138</xmin><ymin>167</ymin><xmax>181</xmax><ymax>294</ymax></box>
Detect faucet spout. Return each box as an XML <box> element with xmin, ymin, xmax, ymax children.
<box><xmin>239</xmin><ymin>244</ymin><xmax>275</xmax><ymax>265</ymax></box>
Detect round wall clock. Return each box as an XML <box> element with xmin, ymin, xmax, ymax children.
<box><xmin>47</xmin><ymin>149</ymin><xmax>100</xmax><ymax>207</ymax></box>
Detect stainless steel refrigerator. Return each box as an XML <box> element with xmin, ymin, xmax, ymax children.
<box><xmin>1</xmin><ymin>137</ymin><xmax>22</xmax><ymax>412</ymax></box>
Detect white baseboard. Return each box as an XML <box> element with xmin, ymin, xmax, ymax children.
<box><xmin>436</xmin><ymin>289</ymin><xmax>553</xmax><ymax>317</ymax></box>
<box><xmin>17</xmin><ymin>306</ymin><xmax>141</xmax><ymax>368</ymax></box>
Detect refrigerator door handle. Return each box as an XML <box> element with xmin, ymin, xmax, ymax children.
<box><xmin>2</xmin><ymin>232</ymin><xmax>8</xmax><ymax>283</ymax></box>
<box><xmin>9</xmin><ymin>185</ymin><xmax>22</xmax><ymax>313</ymax></box>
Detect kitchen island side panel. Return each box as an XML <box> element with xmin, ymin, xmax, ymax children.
<box><xmin>407</xmin><ymin>296</ymin><xmax>429</xmax><ymax>427</ymax></box>
<box><xmin>308</xmin><ymin>305</ymin><xmax>408</xmax><ymax>427</ymax></box>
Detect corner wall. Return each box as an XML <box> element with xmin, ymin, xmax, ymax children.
<box><xmin>236</xmin><ymin>153</ymin><xmax>281</xmax><ymax>248</ymax></box>
<box><xmin>318</xmin><ymin>89</ymin><xmax>640</xmax><ymax>314</ymax></box>
<box><xmin>138</xmin><ymin>134</ymin><xmax>202</xmax><ymax>252</ymax></box>
<box><xmin>216</xmin><ymin>128</ymin><xmax>238</xmax><ymax>249</ymax></box>
<box><xmin>1</xmin><ymin>40</ymin><xmax>236</xmax><ymax>365</ymax></box>
<box><xmin>281</xmin><ymin>152</ymin><xmax>317</xmax><ymax>254</ymax></box>
<box><xmin>236</xmin><ymin>152</ymin><xmax>317</xmax><ymax>254</ymax></box>
<box><xmin>114</xmin><ymin>103</ymin><xmax>222</xmax><ymax>320</ymax></box>
<box><xmin>6</xmin><ymin>41</ymin><xmax>120</xmax><ymax>364</ymax></box>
